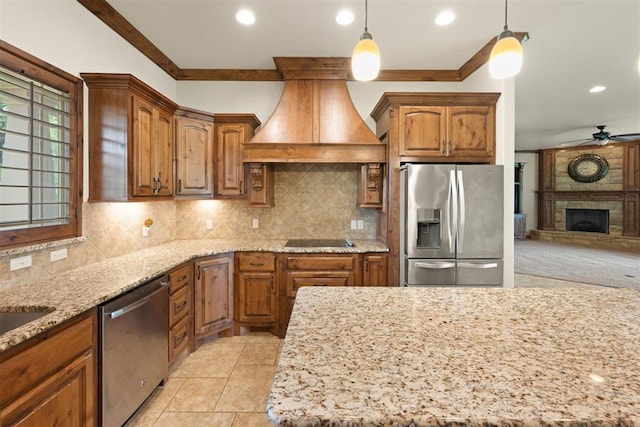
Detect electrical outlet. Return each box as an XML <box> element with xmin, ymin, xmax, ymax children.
<box><xmin>357</xmin><ymin>220</ymin><xmax>364</xmax><ymax>230</ymax></box>
<box><xmin>206</xmin><ymin>219</ymin><xmax>213</xmax><ymax>230</ymax></box>
<box><xmin>351</xmin><ymin>220</ymin><xmax>357</xmax><ymax>230</ymax></box>
<box><xmin>142</xmin><ymin>226</ymin><xmax>150</xmax><ymax>237</ymax></box>
<box><xmin>50</xmin><ymin>248</ymin><xmax>67</xmax><ymax>262</ymax></box>
<box><xmin>10</xmin><ymin>255</ymin><xmax>32</xmax><ymax>271</ymax></box>
<box><xmin>252</xmin><ymin>218</ymin><xmax>259</xmax><ymax>229</ymax></box>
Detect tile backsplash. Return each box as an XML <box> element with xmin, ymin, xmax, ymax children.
<box><xmin>0</xmin><ymin>164</ymin><xmax>377</xmax><ymax>290</ymax></box>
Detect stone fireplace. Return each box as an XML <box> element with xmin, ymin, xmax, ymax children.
<box><xmin>565</xmin><ymin>209</ymin><xmax>609</xmax><ymax>233</ymax></box>
<box><xmin>534</xmin><ymin>142</ymin><xmax>640</xmax><ymax>251</ymax></box>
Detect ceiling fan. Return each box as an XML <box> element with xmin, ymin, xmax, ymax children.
<box><xmin>559</xmin><ymin>125</ymin><xmax>640</xmax><ymax>147</ymax></box>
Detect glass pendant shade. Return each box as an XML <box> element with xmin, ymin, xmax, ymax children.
<box><xmin>489</xmin><ymin>30</ymin><xmax>523</xmax><ymax>79</ymax></box>
<box><xmin>352</xmin><ymin>35</ymin><xmax>380</xmax><ymax>81</ymax></box>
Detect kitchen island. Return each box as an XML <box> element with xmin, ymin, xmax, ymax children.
<box><xmin>267</xmin><ymin>286</ymin><xmax>640</xmax><ymax>426</ymax></box>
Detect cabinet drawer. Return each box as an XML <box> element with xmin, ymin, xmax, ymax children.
<box><xmin>169</xmin><ymin>315</ymin><xmax>189</xmax><ymax>363</ymax></box>
<box><xmin>169</xmin><ymin>263</ymin><xmax>191</xmax><ymax>293</ymax></box>
<box><xmin>286</xmin><ymin>271</ymin><xmax>353</xmax><ymax>297</ymax></box>
<box><xmin>286</xmin><ymin>255</ymin><xmax>356</xmax><ymax>271</ymax></box>
<box><xmin>169</xmin><ymin>285</ymin><xmax>189</xmax><ymax>327</ymax></box>
<box><xmin>237</xmin><ymin>252</ymin><xmax>275</xmax><ymax>271</ymax></box>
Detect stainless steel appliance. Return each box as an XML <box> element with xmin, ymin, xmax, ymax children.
<box><xmin>99</xmin><ymin>276</ymin><xmax>169</xmax><ymax>427</ymax></box>
<box><xmin>400</xmin><ymin>164</ymin><xmax>504</xmax><ymax>286</ymax></box>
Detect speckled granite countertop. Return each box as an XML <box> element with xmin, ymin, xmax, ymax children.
<box><xmin>0</xmin><ymin>239</ymin><xmax>387</xmax><ymax>352</ymax></box>
<box><xmin>268</xmin><ymin>286</ymin><xmax>640</xmax><ymax>426</ymax></box>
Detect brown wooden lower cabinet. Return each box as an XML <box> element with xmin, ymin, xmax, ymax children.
<box><xmin>193</xmin><ymin>254</ymin><xmax>234</xmax><ymax>350</ymax></box>
<box><xmin>235</xmin><ymin>252</ymin><xmax>278</xmax><ymax>335</ymax></box>
<box><xmin>168</xmin><ymin>262</ymin><xmax>192</xmax><ymax>367</ymax></box>
<box><xmin>277</xmin><ymin>253</ymin><xmax>359</xmax><ymax>338</ymax></box>
<box><xmin>0</xmin><ymin>309</ymin><xmax>97</xmax><ymax>427</ymax></box>
<box><xmin>363</xmin><ymin>253</ymin><xmax>389</xmax><ymax>286</ymax></box>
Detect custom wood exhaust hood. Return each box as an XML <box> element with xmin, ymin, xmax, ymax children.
<box><xmin>243</xmin><ymin>57</ymin><xmax>386</xmax><ymax>163</ymax></box>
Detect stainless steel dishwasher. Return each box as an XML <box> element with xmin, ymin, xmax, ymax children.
<box><xmin>99</xmin><ymin>275</ymin><xmax>169</xmax><ymax>427</ymax></box>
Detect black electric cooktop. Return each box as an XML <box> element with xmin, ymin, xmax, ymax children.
<box><xmin>284</xmin><ymin>239</ymin><xmax>355</xmax><ymax>248</ymax></box>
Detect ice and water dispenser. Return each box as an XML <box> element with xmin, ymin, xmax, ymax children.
<box><xmin>416</xmin><ymin>208</ymin><xmax>441</xmax><ymax>249</ymax></box>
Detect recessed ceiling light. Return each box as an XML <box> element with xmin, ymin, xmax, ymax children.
<box><xmin>236</xmin><ymin>8</ymin><xmax>255</xmax><ymax>26</ymax></box>
<box><xmin>589</xmin><ymin>85</ymin><xmax>607</xmax><ymax>93</ymax></box>
<box><xmin>435</xmin><ymin>10</ymin><xmax>455</xmax><ymax>26</ymax></box>
<box><xmin>336</xmin><ymin>9</ymin><xmax>354</xmax><ymax>26</ymax></box>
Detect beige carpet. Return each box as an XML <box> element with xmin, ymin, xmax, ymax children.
<box><xmin>514</xmin><ymin>240</ymin><xmax>640</xmax><ymax>289</ymax></box>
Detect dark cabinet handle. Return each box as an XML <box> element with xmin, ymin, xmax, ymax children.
<box><xmin>312</xmin><ymin>283</ymin><xmax>328</xmax><ymax>286</ymax></box>
<box><xmin>173</xmin><ymin>331</ymin><xmax>187</xmax><ymax>347</ymax></box>
<box><xmin>178</xmin><ymin>179</ymin><xmax>182</xmax><ymax>193</ymax></box>
<box><xmin>173</xmin><ymin>299</ymin><xmax>188</xmax><ymax>314</ymax></box>
<box><xmin>249</xmin><ymin>262</ymin><xmax>264</xmax><ymax>267</ymax></box>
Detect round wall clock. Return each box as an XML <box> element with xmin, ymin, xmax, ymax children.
<box><xmin>567</xmin><ymin>153</ymin><xmax>609</xmax><ymax>183</ymax></box>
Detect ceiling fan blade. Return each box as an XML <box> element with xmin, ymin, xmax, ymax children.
<box><xmin>558</xmin><ymin>138</ymin><xmax>596</xmax><ymax>147</ymax></box>
<box><xmin>610</xmin><ymin>133</ymin><xmax>640</xmax><ymax>142</ymax></box>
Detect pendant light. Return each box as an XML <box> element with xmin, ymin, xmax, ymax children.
<box><xmin>351</xmin><ymin>0</ymin><xmax>380</xmax><ymax>82</ymax></box>
<box><xmin>489</xmin><ymin>0</ymin><xmax>523</xmax><ymax>79</ymax></box>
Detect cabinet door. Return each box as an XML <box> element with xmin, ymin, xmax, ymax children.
<box><xmin>175</xmin><ymin>118</ymin><xmax>214</xmax><ymax>196</ymax></box>
<box><xmin>363</xmin><ymin>253</ymin><xmax>388</xmax><ymax>286</ymax></box>
<box><xmin>155</xmin><ymin>109</ymin><xmax>174</xmax><ymax>196</ymax></box>
<box><xmin>1</xmin><ymin>351</ymin><xmax>95</xmax><ymax>427</ymax></box>
<box><xmin>132</xmin><ymin>95</ymin><xmax>156</xmax><ymax>197</ymax></box>
<box><xmin>215</xmin><ymin>124</ymin><xmax>245</xmax><ymax>196</ymax></box>
<box><xmin>399</xmin><ymin>106</ymin><xmax>447</xmax><ymax>157</ymax></box>
<box><xmin>237</xmin><ymin>272</ymin><xmax>277</xmax><ymax>322</ymax></box>
<box><xmin>447</xmin><ymin>106</ymin><xmax>494</xmax><ymax>159</ymax></box>
<box><xmin>194</xmin><ymin>255</ymin><xmax>234</xmax><ymax>338</ymax></box>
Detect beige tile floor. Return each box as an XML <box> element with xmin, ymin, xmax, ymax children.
<box><xmin>126</xmin><ymin>275</ymin><xmax>602</xmax><ymax>427</ymax></box>
<box><xmin>126</xmin><ymin>332</ymin><xmax>282</xmax><ymax>427</ymax></box>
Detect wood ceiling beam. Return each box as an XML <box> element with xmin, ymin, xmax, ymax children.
<box><xmin>77</xmin><ymin>0</ymin><xmax>528</xmax><ymax>83</ymax></box>
<box><xmin>77</xmin><ymin>0</ymin><xmax>181</xmax><ymax>79</ymax></box>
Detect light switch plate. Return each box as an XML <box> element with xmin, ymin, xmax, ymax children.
<box><xmin>351</xmin><ymin>220</ymin><xmax>357</xmax><ymax>230</ymax></box>
<box><xmin>252</xmin><ymin>218</ymin><xmax>259</xmax><ymax>229</ymax></box>
<box><xmin>206</xmin><ymin>219</ymin><xmax>213</xmax><ymax>230</ymax></box>
<box><xmin>357</xmin><ymin>220</ymin><xmax>364</xmax><ymax>230</ymax></box>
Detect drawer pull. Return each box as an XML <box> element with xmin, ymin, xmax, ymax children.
<box><xmin>173</xmin><ymin>331</ymin><xmax>187</xmax><ymax>347</ymax></box>
<box><xmin>173</xmin><ymin>300</ymin><xmax>188</xmax><ymax>313</ymax></box>
<box><xmin>176</xmin><ymin>274</ymin><xmax>188</xmax><ymax>283</ymax></box>
<box><xmin>249</xmin><ymin>262</ymin><xmax>264</xmax><ymax>267</ymax></box>
<box><xmin>312</xmin><ymin>283</ymin><xmax>328</xmax><ymax>286</ymax></box>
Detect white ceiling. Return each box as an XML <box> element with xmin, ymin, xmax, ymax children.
<box><xmin>107</xmin><ymin>0</ymin><xmax>640</xmax><ymax>151</ymax></box>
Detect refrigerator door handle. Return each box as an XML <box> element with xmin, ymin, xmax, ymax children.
<box><xmin>457</xmin><ymin>170</ymin><xmax>466</xmax><ymax>251</ymax></box>
<box><xmin>415</xmin><ymin>261</ymin><xmax>456</xmax><ymax>269</ymax></box>
<box><xmin>457</xmin><ymin>262</ymin><xmax>499</xmax><ymax>269</ymax></box>
<box><xmin>448</xmin><ymin>170</ymin><xmax>457</xmax><ymax>253</ymax></box>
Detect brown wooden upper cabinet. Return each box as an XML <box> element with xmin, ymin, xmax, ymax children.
<box><xmin>82</xmin><ymin>73</ymin><xmax>178</xmax><ymax>201</ymax></box>
<box><xmin>175</xmin><ymin>108</ymin><xmax>215</xmax><ymax>197</ymax></box>
<box><xmin>213</xmin><ymin>114</ymin><xmax>261</xmax><ymax>198</ymax></box>
<box><xmin>399</xmin><ymin>104</ymin><xmax>496</xmax><ymax>161</ymax></box>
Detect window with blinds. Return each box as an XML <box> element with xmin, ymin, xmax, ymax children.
<box><xmin>0</xmin><ymin>41</ymin><xmax>82</xmax><ymax>249</ymax></box>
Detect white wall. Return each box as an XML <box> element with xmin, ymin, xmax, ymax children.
<box><xmin>462</xmin><ymin>65</ymin><xmax>516</xmax><ymax>288</ymax></box>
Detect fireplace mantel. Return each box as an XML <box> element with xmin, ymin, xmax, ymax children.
<box><xmin>537</xmin><ymin>142</ymin><xmax>640</xmax><ymax>237</ymax></box>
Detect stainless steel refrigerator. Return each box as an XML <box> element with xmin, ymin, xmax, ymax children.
<box><xmin>400</xmin><ymin>163</ymin><xmax>504</xmax><ymax>287</ymax></box>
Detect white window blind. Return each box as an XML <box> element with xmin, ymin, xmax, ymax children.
<box><xmin>0</xmin><ymin>67</ymin><xmax>73</xmax><ymax>231</ymax></box>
